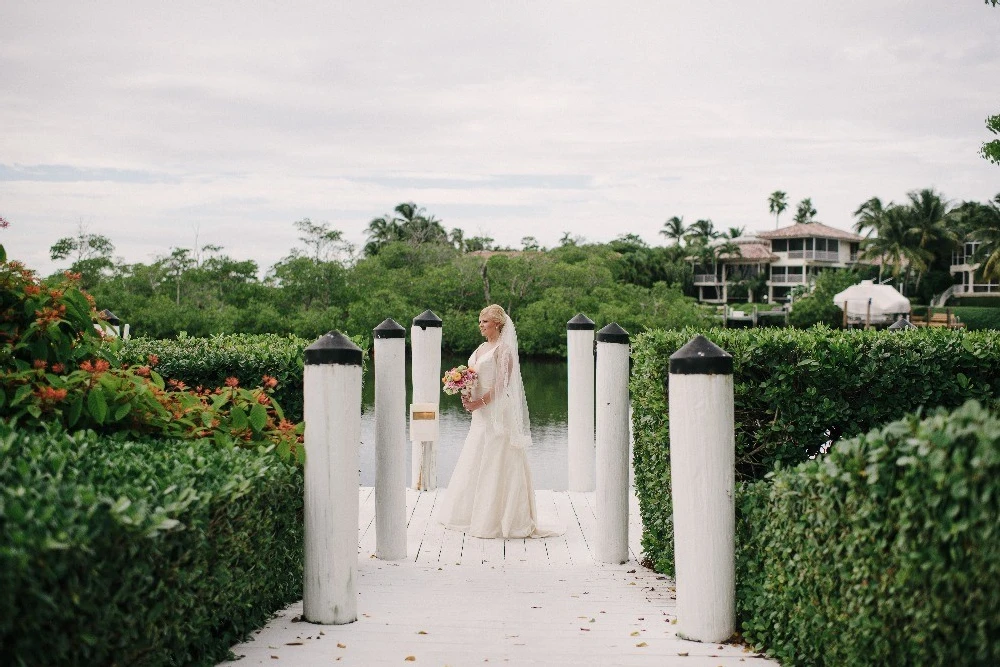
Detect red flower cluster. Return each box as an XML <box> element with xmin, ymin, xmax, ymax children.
<box><xmin>262</xmin><ymin>375</ymin><xmax>278</xmax><ymax>389</ymax></box>
<box><xmin>79</xmin><ymin>359</ymin><xmax>111</xmax><ymax>374</ymax></box>
<box><xmin>147</xmin><ymin>354</ymin><xmax>159</xmax><ymax>366</ymax></box>
<box><xmin>34</xmin><ymin>386</ymin><xmax>68</xmax><ymax>403</ymax></box>
<box><xmin>136</xmin><ymin>366</ymin><xmax>151</xmax><ymax>377</ymax></box>
<box><xmin>224</xmin><ymin>377</ymin><xmax>240</xmax><ymax>388</ymax></box>
<box><xmin>167</xmin><ymin>378</ymin><xmax>188</xmax><ymax>391</ymax></box>
<box><xmin>32</xmin><ymin>359</ymin><xmax>47</xmax><ymax>370</ymax></box>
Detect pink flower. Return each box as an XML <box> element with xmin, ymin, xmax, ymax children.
<box><xmin>0</xmin><ymin>216</ymin><xmax>9</xmax><ymax>229</ymax></box>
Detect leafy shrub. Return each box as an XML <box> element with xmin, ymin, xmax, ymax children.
<box><xmin>788</xmin><ymin>270</ymin><xmax>868</xmax><ymax>328</ymax></box>
<box><xmin>951</xmin><ymin>295</ymin><xmax>1000</xmax><ymax>308</ymax></box>
<box><xmin>120</xmin><ymin>332</ymin><xmax>368</xmax><ymax>424</ymax></box>
<box><xmin>736</xmin><ymin>401</ymin><xmax>1000</xmax><ymax>666</ymax></box>
<box><xmin>0</xmin><ymin>425</ymin><xmax>304</xmax><ymax>667</ymax></box>
<box><xmin>1</xmin><ymin>260</ymin><xmax>303</xmax><ymax>462</ymax></box>
<box><xmin>631</xmin><ymin>327</ymin><xmax>1000</xmax><ymax>574</ymax></box>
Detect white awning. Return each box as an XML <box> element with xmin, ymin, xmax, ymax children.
<box><xmin>832</xmin><ymin>280</ymin><xmax>910</xmax><ymax>323</ymax></box>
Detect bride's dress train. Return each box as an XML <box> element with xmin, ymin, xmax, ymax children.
<box><xmin>440</xmin><ymin>344</ymin><xmax>563</xmax><ymax>539</ymax></box>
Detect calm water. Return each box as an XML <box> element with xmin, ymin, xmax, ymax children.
<box><xmin>359</xmin><ymin>355</ymin><xmax>570</xmax><ymax>490</ymax></box>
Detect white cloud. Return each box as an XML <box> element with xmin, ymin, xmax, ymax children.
<box><xmin>2</xmin><ymin>1</ymin><xmax>998</xmax><ymax>277</ymax></box>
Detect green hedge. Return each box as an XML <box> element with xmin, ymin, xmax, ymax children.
<box><xmin>631</xmin><ymin>327</ymin><xmax>1000</xmax><ymax>574</ymax></box>
<box><xmin>121</xmin><ymin>334</ymin><xmax>312</xmax><ymax>422</ymax></box>
<box><xmin>121</xmin><ymin>333</ymin><xmax>369</xmax><ymax>424</ymax></box>
<box><xmin>0</xmin><ymin>426</ymin><xmax>304</xmax><ymax>667</ymax></box>
<box><xmin>951</xmin><ymin>295</ymin><xmax>1000</xmax><ymax>308</ymax></box>
<box><xmin>736</xmin><ymin>401</ymin><xmax>1000</xmax><ymax>666</ymax></box>
<box><xmin>950</xmin><ymin>307</ymin><xmax>1000</xmax><ymax>330</ymax></box>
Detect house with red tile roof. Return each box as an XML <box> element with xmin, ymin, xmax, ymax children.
<box><xmin>693</xmin><ymin>222</ymin><xmax>864</xmax><ymax>303</ymax></box>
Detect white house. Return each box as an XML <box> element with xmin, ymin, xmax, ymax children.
<box><xmin>949</xmin><ymin>240</ymin><xmax>1000</xmax><ymax>298</ymax></box>
<box><xmin>692</xmin><ymin>222</ymin><xmax>864</xmax><ymax>304</ymax></box>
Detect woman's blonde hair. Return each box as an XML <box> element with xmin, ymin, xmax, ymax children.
<box><xmin>480</xmin><ymin>304</ymin><xmax>506</xmax><ymax>332</ymax></box>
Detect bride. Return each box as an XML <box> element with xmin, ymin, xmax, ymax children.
<box><xmin>440</xmin><ymin>304</ymin><xmax>563</xmax><ymax>539</ymax></box>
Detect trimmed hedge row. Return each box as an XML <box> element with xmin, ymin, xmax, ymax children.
<box><xmin>121</xmin><ymin>334</ymin><xmax>311</xmax><ymax>422</ymax></box>
<box><xmin>120</xmin><ymin>333</ymin><xmax>370</xmax><ymax>424</ymax></box>
<box><xmin>0</xmin><ymin>426</ymin><xmax>304</xmax><ymax>667</ymax></box>
<box><xmin>631</xmin><ymin>327</ymin><xmax>1000</xmax><ymax>574</ymax></box>
<box><xmin>736</xmin><ymin>401</ymin><xmax>1000</xmax><ymax>666</ymax></box>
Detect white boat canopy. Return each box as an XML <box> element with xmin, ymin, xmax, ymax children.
<box><xmin>832</xmin><ymin>280</ymin><xmax>911</xmax><ymax>324</ymax></box>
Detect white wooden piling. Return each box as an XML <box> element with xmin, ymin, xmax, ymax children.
<box><xmin>373</xmin><ymin>318</ymin><xmax>407</xmax><ymax>561</ymax></box>
<box><xmin>410</xmin><ymin>310</ymin><xmax>442</xmax><ymax>490</ymax></box>
<box><xmin>594</xmin><ymin>323</ymin><xmax>630</xmax><ymax>565</ymax></box>
<box><xmin>303</xmin><ymin>331</ymin><xmax>363</xmax><ymax>625</ymax></box>
<box><xmin>567</xmin><ymin>313</ymin><xmax>596</xmax><ymax>492</ymax></box>
<box><xmin>668</xmin><ymin>335</ymin><xmax>735</xmax><ymax>643</ymax></box>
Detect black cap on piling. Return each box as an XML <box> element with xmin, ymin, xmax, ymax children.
<box><xmin>99</xmin><ymin>309</ymin><xmax>121</xmax><ymax>326</ymax></box>
<box><xmin>567</xmin><ymin>313</ymin><xmax>595</xmax><ymax>330</ymax></box>
<box><xmin>412</xmin><ymin>310</ymin><xmax>443</xmax><ymax>329</ymax></box>
<box><xmin>305</xmin><ymin>330</ymin><xmax>363</xmax><ymax>366</ymax></box>
<box><xmin>669</xmin><ymin>335</ymin><xmax>733</xmax><ymax>375</ymax></box>
<box><xmin>887</xmin><ymin>318</ymin><xmax>916</xmax><ymax>331</ymax></box>
<box><xmin>596</xmin><ymin>322</ymin><xmax>630</xmax><ymax>344</ymax></box>
<box><xmin>374</xmin><ymin>318</ymin><xmax>406</xmax><ymax>338</ymax></box>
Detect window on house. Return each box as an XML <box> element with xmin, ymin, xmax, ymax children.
<box><xmin>805</xmin><ymin>238</ymin><xmax>814</xmax><ymax>251</ymax></box>
<box><xmin>828</xmin><ymin>240</ymin><xmax>839</xmax><ymax>252</ymax></box>
<box><xmin>772</xmin><ymin>239</ymin><xmax>787</xmax><ymax>252</ymax></box>
<box><xmin>788</xmin><ymin>266</ymin><xmax>803</xmax><ymax>275</ymax></box>
<box><xmin>771</xmin><ymin>266</ymin><xmax>786</xmax><ymax>277</ymax></box>
<box><xmin>789</xmin><ymin>239</ymin><xmax>803</xmax><ymax>251</ymax></box>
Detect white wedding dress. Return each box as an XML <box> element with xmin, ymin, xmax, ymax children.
<box><xmin>440</xmin><ymin>341</ymin><xmax>563</xmax><ymax>539</ymax></box>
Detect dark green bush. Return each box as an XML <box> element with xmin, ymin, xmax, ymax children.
<box><xmin>120</xmin><ymin>333</ymin><xmax>370</xmax><ymax>424</ymax></box>
<box><xmin>0</xmin><ymin>425</ymin><xmax>304</xmax><ymax>667</ymax></box>
<box><xmin>121</xmin><ymin>334</ymin><xmax>312</xmax><ymax>422</ymax></box>
<box><xmin>631</xmin><ymin>327</ymin><xmax>1000</xmax><ymax>574</ymax></box>
<box><xmin>950</xmin><ymin>307</ymin><xmax>1000</xmax><ymax>330</ymax></box>
<box><xmin>736</xmin><ymin>401</ymin><xmax>1000</xmax><ymax>666</ymax></box>
<box><xmin>951</xmin><ymin>295</ymin><xmax>1000</xmax><ymax>308</ymax></box>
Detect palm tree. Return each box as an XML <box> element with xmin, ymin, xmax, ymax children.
<box><xmin>793</xmin><ymin>198</ymin><xmax>817</xmax><ymax>224</ymax></box>
<box><xmin>966</xmin><ymin>193</ymin><xmax>1000</xmax><ymax>280</ymax></box>
<box><xmin>768</xmin><ymin>191</ymin><xmax>788</xmax><ymax>229</ymax></box>
<box><xmin>902</xmin><ymin>188</ymin><xmax>958</xmax><ymax>290</ymax></box>
<box><xmin>660</xmin><ymin>216</ymin><xmax>686</xmax><ymax>245</ymax></box>
<box><xmin>858</xmin><ymin>206</ymin><xmax>931</xmax><ymax>290</ymax></box>
<box><xmin>725</xmin><ymin>225</ymin><xmax>746</xmax><ymax>239</ymax></box>
<box><xmin>686</xmin><ymin>219</ymin><xmax>719</xmax><ymax>244</ymax></box>
<box><xmin>853</xmin><ymin>197</ymin><xmax>890</xmax><ymax>239</ymax></box>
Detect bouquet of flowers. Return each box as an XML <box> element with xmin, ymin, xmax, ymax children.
<box><xmin>442</xmin><ymin>365</ymin><xmax>478</xmax><ymax>397</ymax></box>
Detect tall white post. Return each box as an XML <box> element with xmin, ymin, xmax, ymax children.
<box><xmin>303</xmin><ymin>331</ymin><xmax>362</xmax><ymax>625</ymax></box>
<box><xmin>374</xmin><ymin>318</ymin><xmax>407</xmax><ymax>561</ymax></box>
<box><xmin>669</xmin><ymin>334</ymin><xmax>735</xmax><ymax>643</ymax></box>
<box><xmin>567</xmin><ymin>313</ymin><xmax>596</xmax><ymax>492</ymax></box>
<box><xmin>595</xmin><ymin>323</ymin><xmax>630</xmax><ymax>565</ymax></box>
<box><xmin>410</xmin><ymin>310</ymin><xmax>442</xmax><ymax>490</ymax></box>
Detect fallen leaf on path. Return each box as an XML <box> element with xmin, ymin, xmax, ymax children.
<box><xmin>636</xmin><ymin>642</ymin><xmax>648</xmax><ymax>647</ymax></box>
<box><xmin>285</xmin><ymin>642</ymin><xmax>303</xmax><ymax>646</ymax></box>
<box><xmin>336</xmin><ymin>643</ymin><xmax>346</xmax><ymax>648</ymax></box>
<box><xmin>405</xmin><ymin>656</ymin><xmax>416</xmax><ymax>662</ymax></box>
<box><xmin>677</xmin><ymin>652</ymin><xmax>688</xmax><ymax>656</ymax></box>
<box><xmin>630</xmin><ymin>631</ymin><xmax>640</xmax><ymax>636</ymax></box>
<box><xmin>417</xmin><ymin>630</ymin><xmax>428</xmax><ymax>635</ymax></box>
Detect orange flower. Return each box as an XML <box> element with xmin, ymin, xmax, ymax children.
<box><xmin>136</xmin><ymin>366</ymin><xmax>151</xmax><ymax>377</ymax></box>
<box><xmin>51</xmin><ymin>363</ymin><xmax>65</xmax><ymax>374</ymax></box>
<box><xmin>224</xmin><ymin>377</ymin><xmax>239</xmax><ymax>388</ymax></box>
<box><xmin>24</xmin><ymin>284</ymin><xmax>42</xmax><ymax>297</ymax></box>
<box><xmin>94</xmin><ymin>359</ymin><xmax>110</xmax><ymax>373</ymax></box>
<box><xmin>262</xmin><ymin>375</ymin><xmax>278</xmax><ymax>389</ymax></box>
<box><xmin>34</xmin><ymin>386</ymin><xmax>68</xmax><ymax>403</ymax></box>
<box><xmin>167</xmin><ymin>378</ymin><xmax>188</xmax><ymax>391</ymax></box>
<box><xmin>32</xmin><ymin>359</ymin><xmax>47</xmax><ymax>370</ymax></box>
<box><xmin>80</xmin><ymin>360</ymin><xmax>94</xmax><ymax>372</ymax></box>
<box><xmin>256</xmin><ymin>393</ymin><xmax>271</xmax><ymax>406</ymax></box>
<box><xmin>63</xmin><ymin>270</ymin><xmax>83</xmax><ymax>281</ymax></box>
<box><xmin>277</xmin><ymin>419</ymin><xmax>296</xmax><ymax>432</ymax></box>
<box><xmin>147</xmin><ymin>354</ymin><xmax>159</xmax><ymax>366</ymax></box>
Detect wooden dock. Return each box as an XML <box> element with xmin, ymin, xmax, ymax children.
<box><xmin>220</xmin><ymin>487</ymin><xmax>779</xmax><ymax>666</ymax></box>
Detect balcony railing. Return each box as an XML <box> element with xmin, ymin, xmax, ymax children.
<box><xmin>786</xmin><ymin>250</ymin><xmax>841</xmax><ymax>261</ymax></box>
<box><xmin>956</xmin><ymin>283</ymin><xmax>1000</xmax><ymax>294</ymax></box>
<box><xmin>694</xmin><ymin>274</ymin><xmax>719</xmax><ymax>284</ymax></box>
<box><xmin>769</xmin><ymin>274</ymin><xmax>806</xmax><ymax>283</ymax></box>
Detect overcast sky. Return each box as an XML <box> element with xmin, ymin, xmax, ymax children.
<box><xmin>2</xmin><ymin>1</ymin><xmax>998</xmax><ymax>277</ymax></box>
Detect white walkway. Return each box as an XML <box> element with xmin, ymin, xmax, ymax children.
<box><xmin>220</xmin><ymin>488</ymin><xmax>779</xmax><ymax>666</ymax></box>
